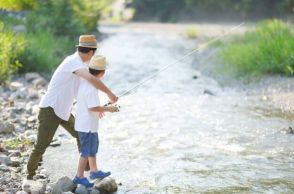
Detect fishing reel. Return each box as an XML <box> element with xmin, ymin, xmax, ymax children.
<box><xmin>104</xmin><ymin>102</ymin><xmax>120</xmax><ymax>112</ymax></box>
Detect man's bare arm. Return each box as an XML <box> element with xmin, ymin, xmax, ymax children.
<box><xmin>74</xmin><ymin>68</ymin><xmax>118</xmax><ymax>103</ymax></box>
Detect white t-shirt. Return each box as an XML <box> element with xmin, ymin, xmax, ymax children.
<box><xmin>39</xmin><ymin>52</ymin><xmax>87</xmax><ymax>121</ymax></box>
<box><xmin>75</xmin><ymin>79</ymin><xmax>100</xmax><ymax>133</ymax></box>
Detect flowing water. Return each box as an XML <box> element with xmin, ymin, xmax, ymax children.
<box><xmin>44</xmin><ymin>24</ymin><xmax>294</xmax><ymax>193</ymax></box>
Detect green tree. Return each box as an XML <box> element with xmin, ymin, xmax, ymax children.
<box><xmin>0</xmin><ymin>0</ymin><xmax>36</xmax><ymax>11</ymax></box>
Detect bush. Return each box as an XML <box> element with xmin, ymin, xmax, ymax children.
<box><xmin>0</xmin><ymin>22</ymin><xmax>25</xmax><ymax>83</ymax></box>
<box><xmin>219</xmin><ymin>19</ymin><xmax>294</xmax><ymax>78</ymax></box>
<box><xmin>26</xmin><ymin>0</ymin><xmax>85</xmax><ymax>37</ymax></box>
<box><xmin>18</xmin><ymin>29</ymin><xmax>73</xmax><ymax>73</ymax></box>
<box><xmin>185</xmin><ymin>26</ymin><xmax>198</xmax><ymax>39</ymax></box>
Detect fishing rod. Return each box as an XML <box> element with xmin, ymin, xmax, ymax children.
<box><xmin>105</xmin><ymin>22</ymin><xmax>245</xmax><ymax>107</ymax></box>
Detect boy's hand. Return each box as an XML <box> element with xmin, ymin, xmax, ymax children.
<box><xmin>98</xmin><ymin>112</ymin><xmax>105</xmax><ymax>119</ymax></box>
<box><xmin>107</xmin><ymin>92</ymin><xmax>118</xmax><ymax>104</ymax></box>
<box><xmin>107</xmin><ymin>106</ymin><xmax>119</xmax><ymax>113</ymax></box>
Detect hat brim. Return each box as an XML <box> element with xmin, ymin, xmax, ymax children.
<box><xmin>88</xmin><ymin>62</ymin><xmax>109</xmax><ymax>70</ymax></box>
<box><xmin>76</xmin><ymin>45</ymin><xmax>97</xmax><ymax>48</ymax></box>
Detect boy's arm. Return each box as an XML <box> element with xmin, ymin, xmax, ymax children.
<box><xmin>89</xmin><ymin>106</ymin><xmax>118</xmax><ymax>113</ymax></box>
<box><xmin>74</xmin><ymin>68</ymin><xmax>118</xmax><ymax>103</ymax></box>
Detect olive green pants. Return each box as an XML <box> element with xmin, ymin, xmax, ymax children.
<box><xmin>26</xmin><ymin>107</ymin><xmax>80</xmax><ymax>178</ymax></box>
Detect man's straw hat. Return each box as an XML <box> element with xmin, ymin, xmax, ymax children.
<box><xmin>76</xmin><ymin>35</ymin><xmax>97</xmax><ymax>48</ymax></box>
<box><xmin>88</xmin><ymin>55</ymin><xmax>108</xmax><ymax>70</ymax></box>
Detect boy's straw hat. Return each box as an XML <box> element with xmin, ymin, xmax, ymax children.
<box><xmin>88</xmin><ymin>55</ymin><xmax>108</xmax><ymax>70</ymax></box>
<box><xmin>76</xmin><ymin>35</ymin><xmax>97</xmax><ymax>48</ymax></box>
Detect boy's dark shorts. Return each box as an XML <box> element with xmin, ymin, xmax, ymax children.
<box><xmin>78</xmin><ymin>131</ymin><xmax>99</xmax><ymax>157</ymax></box>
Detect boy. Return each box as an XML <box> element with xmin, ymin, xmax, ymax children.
<box><xmin>73</xmin><ymin>55</ymin><xmax>119</xmax><ymax>187</ymax></box>
<box><xmin>26</xmin><ymin>35</ymin><xmax>118</xmax><ymax>180</ymax></box>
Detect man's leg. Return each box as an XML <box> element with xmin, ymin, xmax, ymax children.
<box><xmin>27</xmin><ymin>107</ymin><xmax>61</xmax><ymax>179</ymax></box>
<box><xmin>60</xmin><ymin>114</ymin><xmax>80</xmax><ymax>151</ymax></box>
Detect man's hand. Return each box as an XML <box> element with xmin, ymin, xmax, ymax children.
<box><xmin>107</xmin><ymin>92</ymin><xmax>118</xmax><ymax>104</ymax></box>
<box><xmin>75</xmin><ymin>69</ymin><xmax>117</xmax><ymax>101</ymax></box>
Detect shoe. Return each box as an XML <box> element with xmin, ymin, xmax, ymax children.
<box><xmin>73</xmin><ymin>176</ymin><xmax>94</xmax><ymax>188</ymax></box>
<box><xmin>90</xmin><ymin>170</ymin><xmax>111</xmax><ymax>180</ymax></box>
<box><xmin>26</xmin><ymin>175</ymin><xmax>34</xmax><ymax>180</ymax></box>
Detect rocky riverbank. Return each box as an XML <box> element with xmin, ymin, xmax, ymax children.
<box><xmin>0</xmin><ymin>73</ymin><xmax>48</xmax><ymax>193</ymax></box>
<box><xmin>0</xmin><ymin>73</ymin><xmax>118</xmax><ymax>194</ymax></box>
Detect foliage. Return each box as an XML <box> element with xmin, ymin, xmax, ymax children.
<box><xmin>26</xmin><ymin>0</ymin><xmax>85</xmax><ymax>37</ymax></box>
<box><xmin>131</xmin><ymin>0</ymin><xmax>294</xmax><ymax>22</ymax></box>
<box><xmin>18</xmin><ymin>29</ymin><xmax>73</xmax><ymax>73</ymax></box>
<box><xmin>219</xmin><ymin>19</ymin><xmax>294</xmax><ymax>77</ymax></box>
<box><xmin>0</xmin><ymin>0</ymin><xmax>36</xmax><ymax>11</ymax></box>
<box><xmin>185</xmin><ymin>26</ymin><xmax>199</xmax><ymax>39</ymax></box>
<box><xmin>0</xmin><ymin>22</ymin><xmax>25</xmax><ymax>83</ymax></box>
<box><xmin>4</xmin><ymin>138</ymin><xmax>33</xmax><ymax>149</ymax></box>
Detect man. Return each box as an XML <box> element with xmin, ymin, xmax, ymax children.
<box><xmin>26</xmin><ymin>35</ymin><xmax>118</xmax><ymax>180</ymax></box>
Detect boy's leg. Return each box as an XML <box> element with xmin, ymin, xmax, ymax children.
<box><xmin>60</xmin><ymin>114</ymin><xmax>91</xmax><ymax>170</ymax></box>
<box><xmin>89</xmin><ymin>157</ymin><xmax>97</xmax><ymax>172</ymax></box>
<box><xmin>76</xmin><ymin>156</ymin><xmax>88</xmax><ymax>178</ymax></box>
<box><xmin>27</xmin><ymin>107</ymin><xmax>61</xmax><ymax>179</ymax></box>
<box><xmin>89</xmin><ymin>133</ymin><xmax>110</xmax><ymax>179</ymax></box>
<box><xmin>89</xmin><ymin>132</ymin><xmax>99</xmax><ymax>172</ymax></box>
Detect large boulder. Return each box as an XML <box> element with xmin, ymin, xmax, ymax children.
<box><xmin>89</xmin><ymin>188</ymin><xmax>100</xmax><ymax>194</ymax></box>
<box><xmin>94</xmin><ymin>177</ymin><xmax>117</xmax><ymax>193</ymax></box>
<box><xmin>52</xmin><ymin>176</ymin><xmax>76</xmax><ymax>194</ymax></box>
<box><xmin>75</xmin><ymin>185</ymin><xmax>89</xmax><ymax>194</ymax></box>
<box><xmin>22</xmin><ymin>179</ymin><xmax>47</xmax><ymax>194</ymax></box>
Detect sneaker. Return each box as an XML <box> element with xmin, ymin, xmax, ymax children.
<box><xmin>73</xmin><ymin>176</ymin><xmax>94</xmax><ymax>188</ymax></box>
<box><xmin>90</xmin><ymin>170</ymin><xmax>111</xmax><ymax>180</ymax></box>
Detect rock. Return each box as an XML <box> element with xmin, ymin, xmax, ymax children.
<box><xmin>0</xmin><ymin>122</ymin><xmax>15</xmax><ymax>134</ymax></box>
<box><xmin>52</xmin><ymin>176</ymin><xmax>76</xmax><ymax>194</ymax></box>
<box><xmin>0</xmin><ymin>177</ymin><xmax>6</xmax><ymax>184</ymax></box>
<box><xmin>50</xmin><ymin>139</ymin><xmax>61</xmax><ymax>147</ymax></box>
<box><xmin>75</xmin><ymin>185</ymin><xmax>89</xmax><ymax>194</ymax></box>
<box><xmin>10</xmin><ymin>81</ymin><xmax>24</xmax><ymax>89</ymax></box>
<box><xmin>89</xmin><ymin>188</ymin><xmax>100</xmax><ymax>194</ymax></box>
<box><xmin>192</xmin><ymin>75</ymin><xmax>198</xmax><ymax>79</ymax></box>
<box><xmin>10</xmin><ymin>90</ymin><xmax>26</xmax><ymax>100</ymax></box>
<box><xmin>35</xmin><ymin>173</ymin><xmax>47</xmax><ymax>179</ymax></box>
<box><xmin>0</xmin><ymin>164</ymin><xmax>9</xmax><ymax>171</ymax></box>
<box><xmin>45</xmin><ymin>184</ymin><xmax>53</xmax><ymax>194</ymax></box>
<box><xmin>25</xmin><ymin>73</ymin><xmax>42</xmax><ymax>82</ymax></box>
<box><xmin>33</xmin><ymin>77</ymin><xmax>47</xmax><ymax>88</ymax></box>
<box><xmin>94</xmin><ymin>177</ymin><xmax>117</xmax><ymax>192</ymax></box>
<box><xmin>22</xmin><ymin>179</ymin><xmax>47</xmax><ymax>194</ymax></box>
<box><xmin>10</xmin><ymin>156</ymin><xmax>21</xmax><ymax>167</ymax></box>
<box><xmin>16</xmin><ymin>191</ymin><xmax>29</xmax><ymax>194</ymax></box>
<box><xmin>8</xmin><ymin>150</ymin><xmax>21</xmax><ymax>157</ymax></box>
<box><xmin>280</xmin><ymin>127</ymin><xmax>294</xmax><ymax>134</ymax></box>
<box><xmin>203</xmin><ymin>89</ymin><xmax>214</xmax><ymax>96</ymax></box>
<box><xmin>0</xmin><ymin>154</ymin><xmax>12</xmax><ymax>165</ymax></box>
<box><xmin>28</xmin><ymin>116</ymin><xmax>37</xmax><ymax>123</ymax></box>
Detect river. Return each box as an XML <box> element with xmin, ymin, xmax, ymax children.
<box><xmin>44</xmin><ymin>24</ymin><xmax>294</xmax><ymax>194</ymax></box>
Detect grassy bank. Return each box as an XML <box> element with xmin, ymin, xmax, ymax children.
<box><xmin>219</xmin><ymin>19</ymin><xmax>294</xmax><ymax>78</ymax></box>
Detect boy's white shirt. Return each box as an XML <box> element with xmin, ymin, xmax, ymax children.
<box><xmin>39</xmin><ymin>52</ymin><xmax>87</xmax><ymax>121</ymax></box>
<box><xmin>75</xmin><ymin>79</ymin><xmax>100</xmax><ymax>133</ymax></box>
